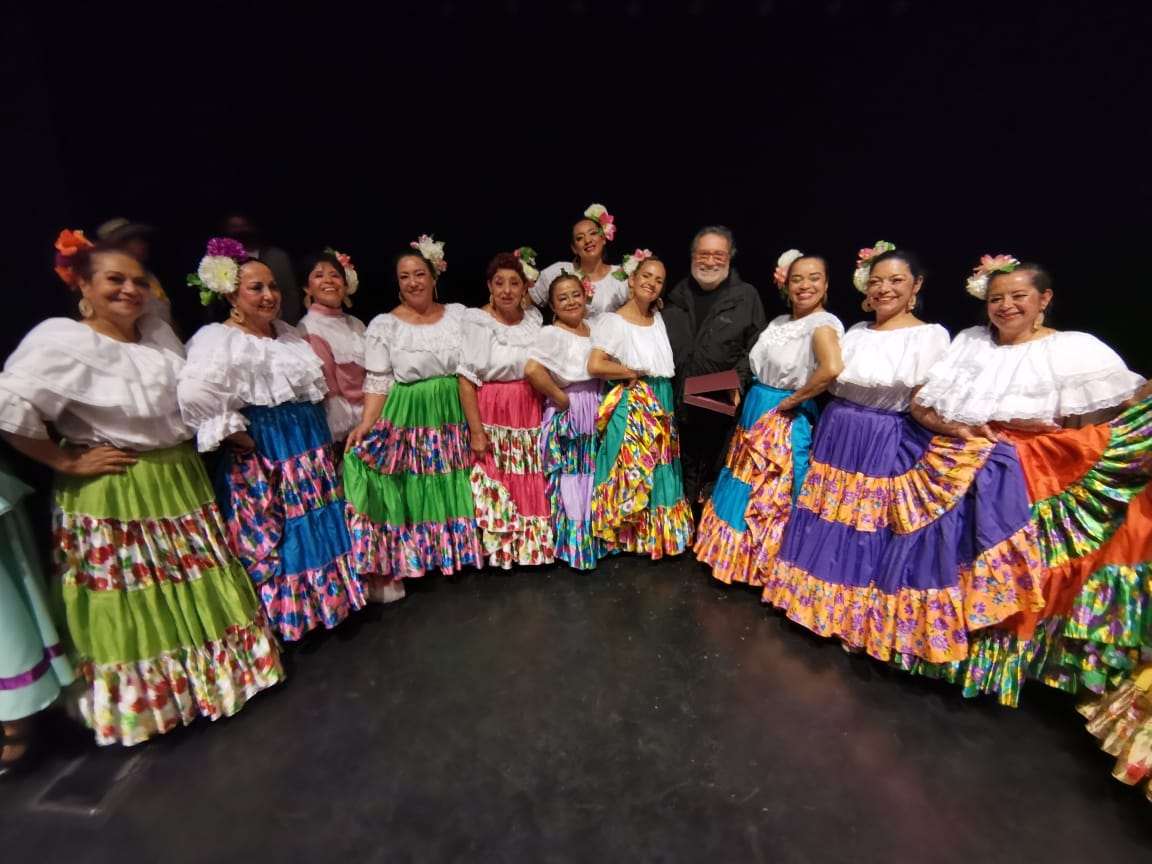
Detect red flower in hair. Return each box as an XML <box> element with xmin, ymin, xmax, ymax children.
<box><xmin>53</xmin><ymin>229</ymin><xmax>95</xmax><ymax>288</ymax></box>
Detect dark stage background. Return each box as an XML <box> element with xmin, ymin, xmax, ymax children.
<box><xmin>5</xmin><ymin>2</ymin><xmax>1149</xmax><ymax>371</ymax></box>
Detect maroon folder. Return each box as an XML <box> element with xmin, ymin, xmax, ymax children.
<box><xmin>683</xmin><ymin>369</ymin><xmax>740</xmax><ymax>416</ymax></box>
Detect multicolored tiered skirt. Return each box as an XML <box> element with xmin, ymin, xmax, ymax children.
<box><xmin>542</xmin><ymin>380</ymin><xmax>603</xmax><ymax>570</ymax></box>
<box><xmin>906</xmin><ymin>397</ymin><xmax>1152</xmax><ymax>705</ymax></box>
<box><xmin>56</xmin><ymin>443</ymin><xmax>282</xmax><ymax>746</ymax></box>
<box><xmin>344</xmin><ymin>375</ymin><xmax>483</xmax><ymax>579</ymax></box>
<box><xmin>470</xmin><ymin>379</ymin><xmax>555</xmax><ymax>569</ymax></box>
<box><xmin>761</xmin><ymin>398</ymin><xmax>1044</xmax><ymax>664</ymax></box>
<box><xmin>695</xmin><ymin>382</ymin><xmax>818</xmax><ymax>586</ymax></box>
<box><xmin>1079</xmin><ymin>664</ymin><xmax>1152</xmax><ymax>802</ymax></box>
<box><xmin>0</xmin><ymin>468</ymin><xmax>73</xmax><ymax>722</ymax></box>
<box><xmin>591</xmin><ymin>377</ymin><xmax>693</xmax><ymax>558</ymax></box>
<box><xmin>220</xmin><ymin>401</ymin><xmax>364</xmax><ymax>642</ymax></box>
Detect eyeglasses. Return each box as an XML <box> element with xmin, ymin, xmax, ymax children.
<box><xmin>693</xmin><ymin>251</ymin><xmax>729</xmax><ymax>263</ymax></box>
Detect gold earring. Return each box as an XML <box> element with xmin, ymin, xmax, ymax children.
<box><xmin>861</xmin><ymin>298</ymin><xmax>873</xmax><ymax>313</ymax></box>
<box><xmin>78</xmin><ymin>297</ymin><xmax>94</xmax><ymax>319</ymax></box>
<box><xmin>303</xmin><ymin>295</ymin><xmax>312</xmax><ymax>309</ymax></box>
<box><xmin>230</xmin><ymin>306</ymin><xmax>245</xmax><ymax>323</ymax></box>
<box><xmin>907</xmin><ymin>296</ymin><xmax>917</xmax><ymax>312</ymax></box>
<box><xmin>1033</xmin><ymin>312</ymin><xmax>1045</xmax><ymax>332</ymax></box>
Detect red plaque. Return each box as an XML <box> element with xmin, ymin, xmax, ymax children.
<box><xmin>683</xmin><ymin>369</ymin><xmax>740</xmax><ymax>416</ymax></box>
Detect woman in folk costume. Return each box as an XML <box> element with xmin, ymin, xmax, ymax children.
<box><xmin>530</xmin><ymin>203</ymin><xmax>630</xmax><ymax>315</ymax></box>
<box><xmin>696</xmin><ymin>250</ymin><xmax>844</xmax><ymax>587</ymax></box>
<box><xmin>343</xmin><ymin>235</ymin><xmax>483</xmax><ymax>583</ymax></box>
<box><xmin>0</xmin><ymin>231</ymin><xmax>280</xmax><ymax>745</ymax></box>
<box><xmin>296</xmin><ymin>247</ymin><xmax>366</xmax><ymax>449</ymax></box>
<box><xmin>458</xmin><ymin>249</ymin><xmax>555</xmax><ymax>569</ymax></box>
<box><xmin>900</xmin><ymin>255</ymin><xmax>1149</xmax><ymax>705</ymax></box>
<box><xmin>525</xmin><ymin>270</ymin><xmax>604</xmax><ymax>570</ymax></box>
<box><xmin>587</xmin><ymin>251</ymin><xmax>693</xmax><ymax>558</ymax></box>
<box><xmin>179</xmin><ymin>238</ymin><xmax>363</xmax><ymax>643</ymax></box>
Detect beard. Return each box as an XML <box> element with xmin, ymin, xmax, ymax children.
<box><xmin>691</xmin><ymin>262</ymin><xmax>730</xmax><ymax>290</ymax></box>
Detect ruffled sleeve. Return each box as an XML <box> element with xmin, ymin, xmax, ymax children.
<box><xmin>363</xmin><ymin>314</ymin><xmax>396</xmax><ymax>397</ymax></box>
<box><xmin>0</xmin><ymin>317</ymin><xmax>186</xmax><ymax>440</ymax></box>
<box><xmin>178</xmin><ymin>322</ymin><xmax>327</xmax><ymax>452</ymax></box>
<box><xmin>528</xmin><ymin>326</ymin><xmax>570</xmax><ymax>375</ymax></box>
<box><xmin>917</xmin><ymin>327</ymin><xmax>1146</xmax><ymax>424</ymax></box>
<box><xmin>455</xmin><ymin>308</ymin><xmax>495</xmax><ymax>387</ymax></box>
<box><xmin>590</xmin><ymin>313</ymin><xmax>626</xmax><ymax>361</ymax></box>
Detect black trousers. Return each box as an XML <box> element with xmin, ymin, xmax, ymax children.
<box><xmin>676</xmin><ymin>404</ymin><xmax>736</xmax><ymax>509</ymax></box>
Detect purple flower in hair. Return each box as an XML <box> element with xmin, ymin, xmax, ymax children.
<box><xmin>206</xmin><ymin>237</ymin><xmax>247</xmax><ymax>259</ymax></box>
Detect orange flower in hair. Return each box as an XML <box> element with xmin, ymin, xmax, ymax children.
<box><xmin>54</xmin><ymin>229</ymin><xmax>95</xmax><ymax>288</ymax></box>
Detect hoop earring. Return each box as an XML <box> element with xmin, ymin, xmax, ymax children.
<box><xmin>230</xmin><ymin>306</ymin><xmax>245</xmax><ymax>324</ymax></box>
<box><xmin>861</xmin><ymin>298</ymin><xmax>873</xmax><ymax>313</ymax></box>
<box><xmin>78</xmin><ymin>297</ymin><xmax>94</xmax><ymax>319</ymax></box>
<box><xmin>907</xmin><ymin>296</ymin><xmax>917</xmax><ymax>312</ymax></box>
<box><xmin>303</xmin><ymin>295</ymin><xmax>312</xmax><ymax>309</ymax></box>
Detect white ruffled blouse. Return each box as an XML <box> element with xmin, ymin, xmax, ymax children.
<box><xmin>530</xmin><ymin>261</ymin><xmax>631</xmax><ymax>314</ymax></box>
<box><xmin>828</xmin><ymin>322</ymin><xmax>951</xmax><ymax>412</ymax></box>
<box><xmin>590</xmin><ymin>312</ymin><xmax>675</xmax><ymax>379</ymax></box>
<box><xmin>750</xmin><ymin>311</ymin><xmax>845</xmax><ymax>390</ymax></box>
<box><xmin>0</xmin><ymin>316</ymin><xmax>191</xmax><ymax>450</ymax></box>
<box><xmin>178</xmin><ymin>321</ymin><xmax>328</xmax><ymax>452</ymax></box>
<box><xmin>527</xmin><ymin>325</ymin><xmax>594</xmax><ymax>388</ymax></box>
<box><xmin>915</xmin><ymin>326</ymin><xmax>1146</xmax><ymax>425</ymax></box>
<box><xmin>297</xmin><ymin>307</ymin><xmax>367</xmax><ymax>366</ymax></box>
<box><xmin>457</xmin><ymin>306</ymin><xmax>543</xmax><ymax>386</ymax></box>
<box><xmin>362</xmin><ymin>303</ymin><xmax>470</xmax><ymax>396</ymax></box>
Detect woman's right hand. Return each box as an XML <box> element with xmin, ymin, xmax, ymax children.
<box><xmin>225</xmin><ymin>431</ymin><xmax>257</xmax><ymax>456</ymax></box>
<box><xmin>955</xmin><ymin>422</ymin><xmax>999</xmax><ymax>443</ymax></box>
<box><xmin>345</xmin><ymin>422</ymin><xmax>373</xmax><ymax>452</ymax></box>
<box><xmin>470</xmin><ymin>427</ymin><xmax>489</xmax><ymax>457</ymax></box>
<box><xmin>553</xmin><ymin>393</ymin><xmax>571</xmax><ymax>412</ymax></box>
<box><xmin>61</xmin><ymin>445</ymin><xmax>138</xmax><ymax>477</ymax></box>
<box><xmin>620</xmin><ymin>370</ymin><xmax>639</xmax><ymax>389</ymax></box>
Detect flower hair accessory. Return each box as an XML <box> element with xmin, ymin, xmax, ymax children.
<box><xmin>774</xmin><ymin>249</ymin><xmax>804</xmax><ymax>292</ymax></box>
<box><xmin>514</xmin><ymin>246</ymin><xmax>539</xmax><ymax>284</ymax></box>
<box><xmin>556</xmin><ymin>267</ymin><xmax>594</xmax><ymax>300</ymax></box>
<box><xmin>410</xmin><ymin>234</ymin><xmax>447</xmax><ymax>274</ymax></box>
<box><xmin>621</xmin><ymin>248</ymin><xmax>654</xmax><ymax>277</ymax></box>
<box><xmin>53</xmin><ymin>229</ymin><xmax>95</xmax><ymax>288</ymax></box>
<box><xmin>965</xmin><ymin>254</ymin><xmax>1020</xmax><ymax>300</ymax></box>
<box><xmin>324</xmin><ymin>246</ymin><xmax>359</xmax><ymax>297</ymax></box>
<box><xmin>187</xmin><ymin>237</ymin><xmax>247</xmax><ymax>306</ymax></box>
<box><xmin>583</xmin><ymin>203</ymin><xmax>617</xmax><ymax>242</ymax></box>
<box><xmin>853</xmin><ymin>240</ymin><xmax>896</xmax><ymax>293</ymax></box>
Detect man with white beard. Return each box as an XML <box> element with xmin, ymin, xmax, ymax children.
<box><xmin>663</xmin><ymin>226</ymin><xmax>767</xmax><ymax>512</ymax></box>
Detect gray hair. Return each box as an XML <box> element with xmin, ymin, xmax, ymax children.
<box><xmin>690</xmin><ymin>226</ymin><xmax>737</xmax><ymax>259</ymax></box>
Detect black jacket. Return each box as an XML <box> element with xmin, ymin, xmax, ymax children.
<box><xmin>663</xmin><ymin>268</ymin><xmax>768</xmax><ymax>401</ymax></box>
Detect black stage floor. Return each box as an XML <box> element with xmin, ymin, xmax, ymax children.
<box><xmin>3</xmin><ymin>555</ymin><xmax>1151</xmax><ymax>863</ymax></box>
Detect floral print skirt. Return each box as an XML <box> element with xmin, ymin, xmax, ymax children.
<box><xmin>591</xmin><ymin>377</ymin><xmax>693</xmax><ymax>559</ymax></box>
<box><xmin>470</xmin><ymin>379</ymin><xmax>555</xmax><ymax>570</ymax></box>
<box><xmin>898</xmin><ymin>396</ymin><xmax>1152</xmax><ymax>705</ymax></box>
<box><xmin>218</xmin><ymin>401</ymin><xmax>364</xmax><ymax>642</ymax></box>
<box><xmin>344</xmin><ymin>375</ymin><xmax>483</xmax><ymax>579</ymax></box>
<box><xmin>542</xmin><ymin>379</ymin><xmax>603</xmax><ymax>571</ymax></box>
<box><xmin>761</xmin><ymin>398</ymin><xmax>1044</xmax><ymax>665</ymax></box>
<box><xmin>55</xmin><ymin>442</ymin><xmax>283</xmax><ymax>746</ymax></box>
<box><xmin>695</xmin><ymin>382</ymin><xmax>818</xmax><ymax>587</ymax></box>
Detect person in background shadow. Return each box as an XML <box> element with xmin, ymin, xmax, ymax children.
<box><xmin>222</xmin><ymin>213</ymin><xmax>301</xmax><ymax>324</ymax></box>
<box><xmin>662</xmin><ymin>226</ymin><xmax>766</xmax><ymax>512</ymax></box>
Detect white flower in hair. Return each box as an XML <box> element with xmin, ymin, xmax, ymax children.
<box><xmin>621</xmin><ymin>248</ymin><xmax>654</xmax><ymax>277</ymax></box>
<box><xmin>774</xmin><ymin>249</ymin><xmax>804</xmax><ymax>288</ymax></box>
<box><xmin>197</xmin><ymin>256</ymin><xmax>240</xmax><ymax>296</ymax></box>
<box><xmin>965</xmin><ymin>254</ymin><xmax>1020</xmax><ymax>300</ymax></box>
<box><xmin>325</xmin><ymin>247</ymin><xmax>359</xmax><ymax>296</ymax></box>
<box><xmin>853</xmin><ymin>240</ymin><xmax>896</xmax><ymax>294</ymax></box>
<box><xmin>514</xmin><ymin>246</ymin><xmax>539</xmax><ymax>283</ymax></box>
<box><xmin>410</xmin><ymin>234</ymin><xmax>448</xmax><ymax>273</ymax></box>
